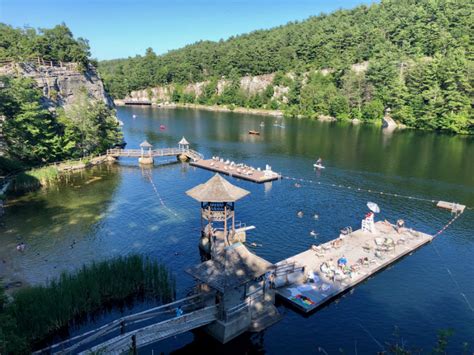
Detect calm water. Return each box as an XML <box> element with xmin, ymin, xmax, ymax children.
<box><xmin>1</xmin><ymin>107</ymin><xmax>473</xmax><ymax>353</ymax></box>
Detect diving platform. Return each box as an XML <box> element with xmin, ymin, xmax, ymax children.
<box><xmin>190</xmin><ymin>158</ymin><xmax>280</xmax><ymax>183</ymax></box>
<box><xmin>274</xmin><ymin>221</ymin><xmax>433</xmax><ymax>313</ymax></box>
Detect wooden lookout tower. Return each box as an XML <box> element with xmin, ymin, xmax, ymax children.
<box><xmin>186</xmin><ymin>174</ymin><xmax>250</xmax><ymax>256</ymax></box>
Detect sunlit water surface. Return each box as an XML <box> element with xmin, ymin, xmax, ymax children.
<box><xmin>1</xmin><ymin>107</ymin><xmax>473</xmax><ymax>353</ymax></box>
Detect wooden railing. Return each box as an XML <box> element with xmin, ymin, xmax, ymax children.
<box><xmin>83</xmin><ymin>305</ymin><xmax>217</xmax><ymax>354</ymax></box>
<box><xmin>37</xmin><ymin>293</ymin><xmax>213</xmax><ymax>354</ymax></box>
<box><xmin>107</xmin><ymin>148</ymin><xmax>203</xmax><ymax>161</ymax></box>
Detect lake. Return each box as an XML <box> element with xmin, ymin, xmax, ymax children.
<box><xmin>1</xmin><ymin>106</ymin><xmax>473</xmax><ymax>353</ymax></box>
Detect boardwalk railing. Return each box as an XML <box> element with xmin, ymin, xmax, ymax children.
<box><xmin>83</xmin><ymin>305</ymin><xmax>217</xmax><ymax>354</ymax></box>
<box><xmin>37</xmin><ymin>293</ymin><xmax>214</xmax><ymax>354</ymax></box>
<box><xmin>107</xmin><ymin>148</ymin><xmax>203</xmax><ymax>161</ymax></box>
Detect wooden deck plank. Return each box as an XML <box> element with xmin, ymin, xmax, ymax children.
<box><xmin>275</xmin><ymin>221</ymin><xmax>433</xmax><ymax>313</ymax></box>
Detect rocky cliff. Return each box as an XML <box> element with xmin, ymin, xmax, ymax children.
<box><xmin>0</xmin><ymin>61</ymin><xmax>115</xmax><ymax>157</ymax></box>
<box><xmin>0</xmin><ymin>61</ymin><xmax>114</xmax><ymax>109</ymax></box>
<box><xmin>123</xmin><ymin>62</ymin><xmax>369</xmax><ymax>106</ymax></box>
<box><xmin>125</xmin><ymin>72</ymin><xmax>287</xmax><ymax>104</ymax></box>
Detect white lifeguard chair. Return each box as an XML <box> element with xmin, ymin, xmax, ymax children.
<box><xmin>362</xmin><ymin>213</ymin><xmax>375</xmax><ymax>233</ymax></box>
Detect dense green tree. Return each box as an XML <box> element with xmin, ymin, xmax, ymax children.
<box><xmin>96</xmin><ymin>0</ymin><xmax>473</xmax><ymax>133</ymax></box>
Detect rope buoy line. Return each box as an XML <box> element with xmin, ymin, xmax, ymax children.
<box><xmin>143</xmin><ymin>170</ymin><xmax>180</xmax><ymax>218</ymax></box>
<box><xmin>281</xmin><ymin>175</ymin><xmax>473</xmax><ymax>209</ymax></box>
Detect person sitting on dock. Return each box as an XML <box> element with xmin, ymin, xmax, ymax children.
<box><xmin>396</xmin><ymin>219</ymin><xmax>405</xmax><ymax>234</ymax></box>
<box><xmin>175</xmin><ymin>306</ymin><xmax>184</xmax><ymax>317</ymax></box>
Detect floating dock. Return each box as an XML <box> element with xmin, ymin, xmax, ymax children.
<box><xmin>190</xmin><ymin>159</ymin><xmax>280</xmax><ymax>183</ymax></box>
<box><xmin>274</xmin><ymin>221</ymin><xmax>433</xmax><ymax>313</ymax></box>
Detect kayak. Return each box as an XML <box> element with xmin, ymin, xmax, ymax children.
<box><xmin>313</xmin><ymin>164</ymin><xmax>325</xmax><ymax>169</ymax></box>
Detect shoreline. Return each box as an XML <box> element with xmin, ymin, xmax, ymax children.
<box><xmin>115</xmin><ymin>100</ymin><xmax>405</xmax><ymax>128</ymax></box>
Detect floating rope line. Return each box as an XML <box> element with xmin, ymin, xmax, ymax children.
<box><xmin>280</xmin><ymin>175</ymin><xmax>474</xmax><ymax>209</ymax></box>
<box><xmin>432</xmin><ymin>210</ymin><xmax>465</xmax><ymax>239</ymax></box>
<box><xmin>143</xmin><ymin>170</ymin><xmax>180</xmax><ymax>218</ymax></box>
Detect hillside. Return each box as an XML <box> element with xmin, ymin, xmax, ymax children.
<box><xmin>0</xmin><ymin>24</ymin><xmax>122</xmax><ymax>172</ymax></box>
<box><xmin>99</xmin><ymin>0</ymin><xmax>473</xmax><ymax>134</ymax></box>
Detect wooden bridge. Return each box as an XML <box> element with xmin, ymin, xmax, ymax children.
<box><xmin>36</xmin><ymin>293</ymin><xmax>217</xmax><ymax>354</ymax></box>
<box><xmin>107</xmin><ymin>147</ymin><xmax>203</xmax><ymax>162</ymax></box>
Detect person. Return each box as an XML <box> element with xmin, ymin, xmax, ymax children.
<box><xmin>297</xmin><ymin>211</ymin><xmax>304</xmax><ymax>218</ymax></box>
<box><xmin>316</xmin><ymin>157</ymin><xmax>322</xmax><ymax>165</ymax></box>
<box><xmin>176</xmin><ymin>306</ymin><xmax>184</xmax><ymax>317</ymax></box>
<box><xmin>396</xmin><ymin>219</ymin><xmax>405</xmax><ymax>234</ymax></box>
<box><xmin>16</xmin><ymin>242</ymin><xmax>25</xmax><ymax>252</ymax></box>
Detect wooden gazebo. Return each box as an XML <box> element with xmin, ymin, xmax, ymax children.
<box><xmin>186</xmin><ymin>174</ymin><xmax>249</xmax><ymax>249</ymax></box>
<box><xmin>139</xmin><ymin>140</ymin><xmax>152</xmax><ymax>157</ymax></box>
<box><xmin>178</xmin><ymin>137</ymin><xmax>190</xmax><ymax>151</ymax></box>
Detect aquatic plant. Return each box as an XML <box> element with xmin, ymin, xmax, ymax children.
<box><xmin>0</xmin><ymin>255</ymin><xmax>175</xmax><ymax>353</ymax></box>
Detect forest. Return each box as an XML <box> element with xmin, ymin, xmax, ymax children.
<box><xmin>0</xmin><ymin>23</ymin><xmax>92</xmax><ymax>67</ymax></box>
<box><xmin>0</xmin><ymin>76</ymin><xmax>121</xmax><ymax>170</ymax></box>
<box><xmin>0</xmin><ymin>24</ymin><xmax>121</xmax><ymax>173</ymax></box>
<box><xmin>98</xmin><ymin>0</ymin><xmax>473</xmax><ymax>134</ymax></box>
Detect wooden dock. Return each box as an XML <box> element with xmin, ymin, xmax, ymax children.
<box><xmin>190</xmin><ymin>158</ymin><xmax>280</xmax><ymax>183</ymax></box>
<box><xmin>274</xmin><ymin>221</ymin><xmax>433</xmax><ymax>313</ymax></box>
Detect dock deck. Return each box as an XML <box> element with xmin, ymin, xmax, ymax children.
<box><xmin>190</xmin><ymin>159</ymin><xmax>280</xmax><ymax>183</ymax></box>
<box><xmin>275</xmin><ymin>221</ymin><xmax>433</xmax><ymax>313</ymax></box>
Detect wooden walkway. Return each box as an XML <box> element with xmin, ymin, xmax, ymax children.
<box><xmin>82</xmin><ymin>306</ymin><xmax>217</xmax><ymax>354</ymax></box>
<box><xmin>275</xmin><ymin>221</ymin><xmax>433</xmax><ymax>313</ymax></box>
<box><xmin>107</xmin><ymin>148</ymin><xmax>203</xmax><ymax>162</ymax></box>
<box><xmin>190</xmin><ymin>159</ymin><xmax>280</xmax><ymax>183</ymax></box>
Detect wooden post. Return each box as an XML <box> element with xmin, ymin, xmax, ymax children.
<box><xmin>224</xmin><ymin>204</ymin><xmax>227</xmax><ymax>234</ymax></box>
<box><xmin>131</xmin><ymin>334</ymin><xmax>137</xmax><ymax>354</ymax></box>
<box><xmin>232</xmin><ymin>202</ymin><xmax>235</xmax><ymax>234</ymax></box>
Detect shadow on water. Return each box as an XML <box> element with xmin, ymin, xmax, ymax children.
<box><xmin>0</xmin><ymin>164</ymin><xmax>122</xmax><ymax>285</ymax></box>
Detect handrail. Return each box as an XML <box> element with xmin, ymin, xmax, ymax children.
<box><xmin>35</xmin><ymin>294</ymin><xmax>207</xmax><ymax>354</ymax></box>
<box><xmin>106</xmin><ymin>148</ymin><xmax>203</xmax><ymax>161</ymax></box>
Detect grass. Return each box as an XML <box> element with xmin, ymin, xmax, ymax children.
<box><xmin>11</xmin><ymin>166</ymin><xmax>60</xmax><ymax>192</ymax></box>
<box><xmin>0</xmin><ymin>255</ymin><xmax>175</xmax><ymax>353</ymax></box>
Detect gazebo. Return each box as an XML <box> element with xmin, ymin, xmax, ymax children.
<box><xmin>187</xmin><ymin>173</ymin><xmax>249</xmax><ymax>238</ymax></box>
<box><xmin>139</xmin><ymin>140</ymin><xmax>153</xmax><ymax>165</ymax></box>
<box><xmin>178</xmin><ymin>137</ymin><xmax>190</xmax><ymax>151</ymax></box>
<box><xmin>139</xmin><ymin>140</ymin><xmax>152</xmax><ymax>157</ymax></box>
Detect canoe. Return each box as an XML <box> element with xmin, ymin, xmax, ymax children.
<box><xmin>248</xmin><ymin>130</ymin><xmax>260</xmax><ymax>135</ymax></box>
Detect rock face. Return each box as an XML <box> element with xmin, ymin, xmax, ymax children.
<box><xmin>0</xmin><ymin>61</ymin><xmax>115</xmax><ymax>157</ymax></box>
<box><xmin>0</xmin><ymin>62</ymin><xmax>114</xmax><ymax>110</ymax></box>
<box><xmin>126</xmin><ymin>72</ymin><xmax>286</xmax><ymax>104</ymax></box>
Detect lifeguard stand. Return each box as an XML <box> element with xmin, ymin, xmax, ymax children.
<box><xmin>186</xmin><ymin>174</ymin><xmax>249</xmax><ymax>256</ymax></box>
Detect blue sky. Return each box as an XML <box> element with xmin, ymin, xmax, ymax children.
<box><xmin>1</xmin><ymin>0</ymin><xmax>371</xmax><ymax>60</ymax></box>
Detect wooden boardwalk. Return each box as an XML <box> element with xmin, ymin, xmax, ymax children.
<box><xmin>274</xmin><ymin>221</ymin><xmax>433</xmax><ymax>313</ymax></box>
<box><xmin>190</xmin><ymin>159</ymin><xmax>280</xmax><ymax>183</ymax></box>
<box><xmin>107</xmin><ymin>148</ymin><xmax>203</xmax><ymax>162</ymax></box>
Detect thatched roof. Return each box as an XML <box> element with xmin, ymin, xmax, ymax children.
<box><xmin>178</xmin><ymin>137</ymin><xmax>190</xmax><ymax>145</ymax></box>
<box><xmin>140</xmin><ymin>140</ymin><xmax>152</xmax><ymax>148</ymax></box>
<box><xmin>185</xmin><ymin>243</ymin><xmax>273</xmax><ymax>292</ymax></box>
<box><xmin>186</xmin><ymin>174</ymin><xmax>250</xmax><ymax>202</ymax></box>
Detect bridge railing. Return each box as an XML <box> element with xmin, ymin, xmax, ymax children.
<box><xmin>35</xmin><ymin>292</ymin><xmax>213</xmax><ymax>354</ymax></box>
<box><xmin>106</xmin><ymin>148</ymin><xmax>204</xmax><ymax>161</ymax></box>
